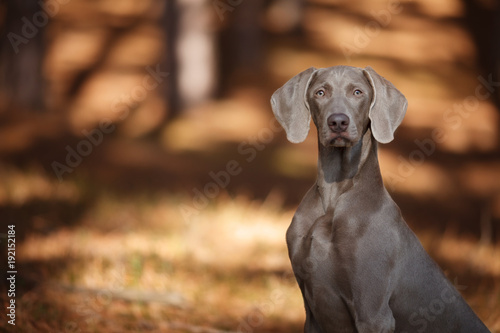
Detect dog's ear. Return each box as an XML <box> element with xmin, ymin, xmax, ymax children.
<box><xmin>271</xmin><ymin>67</ymin><xmax>317</xmax><ymax>143</ymax></box>
<box><xmin>363</xmin><ymin>66</ymin><xmax>408</xmax><ymax>144</ymax></box>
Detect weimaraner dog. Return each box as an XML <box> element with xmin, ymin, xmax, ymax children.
<box><xmin>271</xmin><ymin>66</ymin><xmax>490</xmax><ymax>333</ymax></box>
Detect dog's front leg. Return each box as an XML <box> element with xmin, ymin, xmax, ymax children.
<box><xmin>351</xmin><ymin>275</ymin><xmax>396</xmax><ymax>331</ymax></box>
<box><xmin>292</xmin><ymin>260</ymin><xmax>326</xmax><ymax>333</ymax></box>
<box><xmin>343</xmin><ymin>272</ymin><xmax>396</xmax><ymax>333</ymax></box>
<box><xmin>303</xmin><ymin>296</ymin><xmax>324</xmax><ymax>333</ymax></box>
<box><xmin>335</xmin><ymin>226</ymin><xmax>398</xmax><ymax>333</ymax></box>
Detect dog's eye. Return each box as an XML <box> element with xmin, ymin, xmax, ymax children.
<box><xmin>353</xmin><ymin>89</ymin><xmax>363</xmax><ymax>96</ymax></box>
<box><xmin>315</xmin><ymin>89</ymin><xmax>325</xmax><ymax>97</ymax></box>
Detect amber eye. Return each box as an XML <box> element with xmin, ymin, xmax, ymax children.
<box><xmin>315</xmin><ymin>89</ymin><xmax>325</xmax><ymax>97</ymax></box>
<box><xmin>354</xmin><ymin>89</ymin><xmax>363</xmax><ymax>96</ymax></box>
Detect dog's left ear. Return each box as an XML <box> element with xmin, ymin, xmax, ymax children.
<box><xmin>363</xmin><ymin>66</ymin><xmax>408</xmax><ymax>144</ymax></box>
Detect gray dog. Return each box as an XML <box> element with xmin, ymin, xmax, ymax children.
<box><xmin>271</xmin><ymin>65</ymin><xmax>490</xmax><ymax>333</ymax></box>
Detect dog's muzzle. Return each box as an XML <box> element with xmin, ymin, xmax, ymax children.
<box><xmin>327</xmin><ymin>113</ymin><xmax>352</xmax><ymax>147</ymax></box>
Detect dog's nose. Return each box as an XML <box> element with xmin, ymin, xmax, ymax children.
<box><xmin>327</xmin><ymin>113</ymin><xmax>350</xmax><ymax>133</ymax></box>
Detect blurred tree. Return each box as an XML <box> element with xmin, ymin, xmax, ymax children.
<box><xmin>462</xmin><ymin>0</ymin><xmax>500</xmax><ymax>111</ymax></box>
<box><xmin>166</xmin><ymin>0</ymin><xmax>217</xmax><ymax>115</ymax></box>
<box><xmin>218</xmin><ymin>0</ymin><xmax>304</xmax><ymax>90</ymax></box>
<box><xmin>462</xmin><ymin>0</ymin><xmax>500</xmax><ymax>244</ymax></box>
<box><xmin>0</xmin><ymin>0</ymin><xmax>45</xmax><ymax>112</ymax></box>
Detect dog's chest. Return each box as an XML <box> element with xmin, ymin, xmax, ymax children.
<box><xmin>287</xmin><ymin>207</ymin><xmax>362</xmax><ymax>279</ymax></box>
<box><xmin>288</xmin><ymin>213</ymin><xmax>336</xmax><ymax>272</ymax></box>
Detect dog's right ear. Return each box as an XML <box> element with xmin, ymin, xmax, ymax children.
<box><xmin>270</xmin><ymin>67</ymin><xmax>317</xmax><ymax>143</ymax></box>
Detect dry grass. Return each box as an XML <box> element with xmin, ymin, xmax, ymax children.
<box><xmin>0</xmin><ymin>166</ymin><xmax>306</xmax><ymax>332</ymax></box>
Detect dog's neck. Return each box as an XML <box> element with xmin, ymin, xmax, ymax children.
<box><xmin>316</xmin><ymin>128</ymin><xmax>384</xmax><ymax>211</ymax></box>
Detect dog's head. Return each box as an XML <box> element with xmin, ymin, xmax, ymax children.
<box><xmin>271</xmin><ymin>65</ymin><xmax>407</xmax><ymax>147</ymax></box>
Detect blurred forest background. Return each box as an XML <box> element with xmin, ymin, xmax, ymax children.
<box><xmin>0</xmin><ymin>0</ymin><xmax>499</xmax><ymax>332</ymax></box>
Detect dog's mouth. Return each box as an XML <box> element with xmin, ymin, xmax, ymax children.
<box><xmin>329</xmin><ymin>134</ymin><xmax>352</xmax><ymax>147</ymax></box>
